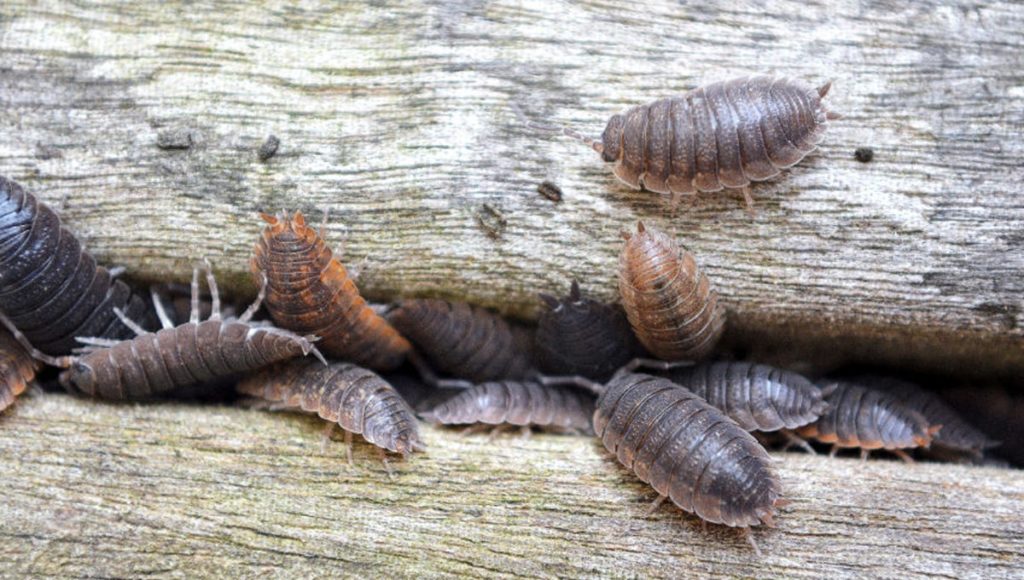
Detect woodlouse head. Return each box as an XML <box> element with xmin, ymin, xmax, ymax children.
<box><xmin>58</xmin><ymin>360</ymin><xmax>97</xmax><ymax>394</ymax></box>
<box><xmin>600</xmin><ymin>114</ymin><xmax>625</xmax><ymax>162</ymax></box>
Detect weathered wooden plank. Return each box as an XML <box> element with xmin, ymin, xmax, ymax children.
<box><xmin>0</xmin><ymin>0</ymin><xmax>1022</xmax><ymax>383</ymax></box>
<box><xmin>0</xmin><ymin>392</ymin><xmax>1020</xmax><ymax>578</ymax></box>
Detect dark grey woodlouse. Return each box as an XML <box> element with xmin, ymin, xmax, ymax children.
<box><xmin>535</xmin><ymin>280</ymin><xmax>641</xmax><ymax>382</ymax></box>
<box><xmin>796</xmin><ymin>380</ymin><xmax>940</xmax><ymax>462</ymax></box>
<box><xmin>0</xmin><ymin>328</ymin><xmax>37</xmax><ymax>413</ymax></box>
<box><xmin>618</xmin><ymin>222</ymin><xmax>725</xmax><ymax>362</ymax></box>
<box><xmin>422</xmin><ymin>381</ymin><xmax>594</xmax><ymax>434</ymax></box>
<box><xmin>856</xmin><ymin>375</ymin><xmax>997</xmax><ymax>457</ymax></box>
<box><xmin>594</xmin><ymin>372</ymin><xmax>782</xmax><ymax>540</ymax></box>
<box><xmin>387</xmin><ymin>299</ymin><xmax>535</xmax><ymax>384</ymax></box>
<box><xmin>237</xmin><ymin>359</ymin><xmax>425</xmax><ymax>459</ymax></box>
<box><xmin>0</xmin><ymin>176</ymin><xmax>155</xmax><ymax>356</ymax></box>
<box><xmin>58</xmin><ymin>263</ymin><xmax>322</xmax><ymax>400</ymax></box>
<box><xmin>661</xmin><ymin>362</ymin><xmax>830</xmax><ymax>434</ymax></box>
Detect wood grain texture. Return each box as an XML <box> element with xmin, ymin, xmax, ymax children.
<box><xmin>0</xmin><ymin>392</ymin><xmax>1021</xmax><ymax>577</ymax></box>
<box><xmin>0</xmin><ymin>0</ymin><xmax>1022</xmax><ymax>382</ymax></box>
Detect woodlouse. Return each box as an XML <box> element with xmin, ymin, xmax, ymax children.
<box><xmin>0</xmin><ymin>328</ymin><xmax>37</xmax><ymax>413</ymax></box>
<box><xmin>535</xmin><ymin>280</ymin><xmax>641</xmax><ymax>382</ymax></box>
<box><xmin>237</xmin><ymin>359</ymin><xmax>425</xmax><ymax>460</ymax></box>
<box><xmin>0</xmin><ymin>175</ymin><xmax>154</xmax><ymax>356</ymax></box>
<box><xmin>593</xmin><ymin>372</ymin><xmax>782</xmax><ymax>544</ymax></box>
<box><xmin>57</xmin><ymin>263</ymin><xmax>323</xmax><ymax>400</ymax></box>
<box><xmin>796</xmin><ymin>380</ymin><xmax>940</xmax><ymax>462</ymax></box>
<box><xmin>857</xmin><ymin>375</ymin><xmax>996</xmax><ymax>457</ymax></box>
<box><xmin>252</xmin><ymin>211</ymin><xmax>411</xmax><ymax>371</ymax></box>
<box><xmin>422</xmin><ymin>381</ymin><xmax>594</xmax><ymax>434</ymax></box>
<box><xmin>661</xmin><ymin>361</ymin><xmax>830</xmax><ymax>436</ymax></box>
<box><xmin>618</xmin><ymin>222</ymin><xmax>725</xmax><ymax>362</ymax></box>
<box><xmin>387</xmin><ymin>299</ymin><xmax>535</xmax><ymax>384</ymax></box>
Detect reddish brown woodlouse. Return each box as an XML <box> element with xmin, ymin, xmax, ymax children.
<box><xmin>662</xmin><ymin>362</ymin><xmax>830</xmax><ymax>434</ymax></box>
<box><xmin>535</xmin><ymin>280</ymin><xmax>641</xmax><ymax>382</ymax></box>
<box><xmin>0</xmin><ymin>329</ymin><xmax>37</xmax><ymax>413</ymax></box>
<box><xmin>593</xmin><ymin>372</ymin><xmax>782</xmax><ymax>548</ymax></box>
<box><xmin>536</xmin><ymin>76</ymin><xmax>838</xmax><ymax>206</ymax></box>
<box><xmin>387</xmin><ymin>299</ymin><xmax>535</xmax><ymax>384</ymax></box>
<box><xmin>0</xmin><ymin>176</ymin><xmax>154</xmax><ymax>356</ymax></box>
<box><xmin>252</xmin><ymin>211</ymin><xmax>411</xmax><ymax>371</ymax></box>
<box><xmin>422</xmin><ymin>381</ymin><xmax>594</xmax><ymax>434</ymax></box>
<box><xmin>237</xmin><ymin>359</ymin><xmax>424</xmax><ymax>460</ymax></box>
<box><xmin>618</xmin><ymin>222</ymin><xmax>725</xmax><ymax>362</ymax></box>
<box><xmin>855</xmin><ymin>375</ymin><xmax>997</xmax><ymax>457</ymax></box>
<box><xmin>796</xmin><ymin>380</ymin><xmax>941</xmax><ymax>462</ymax></box>
<box><xmin>57</xmin><ymin>263</ymin><xmax>322</xmax><ymax>400</ymax></box>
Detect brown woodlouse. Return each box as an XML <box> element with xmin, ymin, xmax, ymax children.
<box><xmin>387</xmin><ymin>299</ymin><xmax>535</xmax><ymax>384</ymax></box>
<box><xmin>0</xmin><ymin>328</ymin><xmax>37</xmax><ymax>413</ymax></box>
<box><xmin>252</xmin><ymin>211</ymin><xmax>411</xmax><ymax>371</ymax></box>
<box><xmin>56</xmin><ymin>263</ymin><xmax>323</xmax><ymax>400</ymax></box>
<box><xmin>618</xmin><ymin>222</ymin><xmax>725</xmax><ymax>362</ymax></box>
<box><xmin>421</xmin><ymin>381</ymin><xmax>594</xmax><ymax>435</ymax></box>
<box><xmin>540</xmin><ymin>76</ymin><xmax>838</xmax><ymax>206</ymax></box>
<box><xmin>0</xmin><ymin>176</ymin><xmax>154</xmax><ymax>356</ymax></box>
<box><xmin>593</xmin><ymin>372</ymin><xmax>782</xmax><ymax>550</ymax></box>
<box><xmin>796</xmin><ymin>380</ymin><xmax>941</xmax><ymax>462</ymax></box>
<box><xmin>535</xmin><ymin>280</ymin><xmax>641</xmax><ymax>382</ymax></box>
<box><xmin>237</xmin><ymin>359</ymin><xmax>425</xmax><ymax>462</ymax></box>
<box><xmin>661</xmin><ymin>362</ymin><xmax>830</xmax><ymax>435</ymax></box>
<box><xmin>856</xmin><ymin>375</ymin><xmax>997</xmax><ymax>457</ymax></box>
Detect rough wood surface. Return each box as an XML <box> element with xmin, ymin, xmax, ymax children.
<box><xmin>0</xmin><ymin>392</ymin><xmax>1020</xmax><ymax>578</ymax></box>
<box><xmin>1</xmin><ymin>1</ymin><xmax>1022</xmax><ymax>383</ymax></box>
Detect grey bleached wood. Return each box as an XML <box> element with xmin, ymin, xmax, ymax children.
<box><xmin>0</xmin><ymin>0</ymin><xmax>1022</xmax><ymax>382</ymax></box>
<box><xmin>0</xmin><ymin>392</ymin><xmax>1021</xmax><ymax>578</ymax></box>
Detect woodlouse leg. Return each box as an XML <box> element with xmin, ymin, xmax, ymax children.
<box><xmin>150</xmin><ymin>287</ymin><xmax>176</xmax><ymax>330</ymax></box>
<box><xmin>237</xmin><ymin>273</ymin><xmax>268</xmax><ymax>324</ymax></box>
<box><xmin>741</xmin><ymin>188</ymin><xmax>756</xmax><ymax>215</ymax></box>
<box><xmin>202</xmin><ymin>258</ymin><xmax>222</xmax><ymax>321</ymax></box>
<box><xmin>379</xmin><ymin>448</ymin><xmax>395</xmax><ymax>480</ymax></box>
<box><xmin>344</xmin><ymin>430</ymin><xmax>354</xmax><ymax>466</ymax></box>
<box><xmin>107</xmin><ymin>266</ymin><xmax>126</xmax><ymax>278</ymax></box>
<box><xmin>519</xmin><ymin>426</ymin><xmax>531</xmax><ymax>440</ymax></box>
<box><xmin>860</xmin><ymin>449</ymin><xmax>871</xmax><ymax>462</ymax></box>
<box><xmin>409</xmin><ymin>351</ymin><xmax>473</xmax><ymax>390</ymax></box>
<box><xmin>460</xmin><ymin>424</ymin><xmax>490</xmax><ymax>437</ymax></box>
<box><xmin>320</xmin><ymin>422</ymin><xmax>335</xmax><ymax>455</ymax></box>
<box><xmin>189</xmin><ymin>266</ymin><xmax>201</xmax><ymax>324</ymax></box>
<box><xmin>0</xmin><ymin>311</ymin><xmax>73</xmax><ymax>368</ymax></box>
<box><xmin>781</xmin><ymin>430</ymin><xmax>816</xmax><ymax>455</ymax></box>
<box><xmin>319</xmin><ymin>207</ymin><xmax>330</xmax><ymax>239</ymax></box>
<box><xmin>487</xmin><ymin>424</ymin><xmax>513</xmax><ymax>441</ymax></box>
<box><xmin>829</xmin><ymin>445</ymin><xmax>841</xmax><ymax>458</ymax></box>
<box><xmin>742</xmin><ymin>528</ymin><xmax>763</xmax><ymax>557</ymax></box>
<box><xmin>112</xmin><ymin>307</ymin><xmax>148</xmax><ymax>336</ymax></box>
<box><xmin>892</xmin><ymin>449</ymin><xmax>915</xmax><ymax>464</ymax></box>
<box><xmin>646</xmin><ymin>494</ymin><xmax>668</xmax><ymax>517</ymax></box>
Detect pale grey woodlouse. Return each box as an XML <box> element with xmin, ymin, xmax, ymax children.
<box><xmin>422</xmin><ymin>380</ymin><xmax>594</xmax><ymax>435</ymax></box>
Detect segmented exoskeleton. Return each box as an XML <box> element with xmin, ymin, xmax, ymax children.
<box><xmin>536</xmin><ymin>280</ymin><xmax>641</xmax><ymax>382</ymax></box>
<box><xmin>56</xmin><ymin>263</ymin><xmax>322</xmax><ymax>400</ymax></box>
<box><xmin>0</xmin><ymin>328</ymin><xmax>37</xmax><ymax>413</ymax></box>
<box><xmin>252</xmin><ymin>211</ymin><xmax>410</xmax><ymax>371</ymax></box>
<box><xmin>0</xmin><ymin>176</ymin><xmax>154</xmax><ymax>356</ymax></box>
<box><xmin>618</xmin><ymin>222</ymin><xmax>725</xmax><ymax>362</ymax></box>
<box><xmin>387</xmin><ymin>299</ymin><xmax>535</xmax><ymax>383</ymax></box>
<box><xmin>422</xmin><ymin>381</ymin><xmax>594</xmax><ymax>434</ymax></box>
<box><xmin>238</xmin><ymin>359</ymin><xmax>424</xmax><ymax>458</ymax></box>
<box><xmin>796</xmin><ymin>380</ymin><xmax>940</xmax><ymax>462</ymax></box>
<box><xmin>531</xmin><ymin>76</ymin><xmax>838</xmax><ymax>206</ymax></box>
<box><xmin>593</xmin><ymin>372</ymin><xmax>781</xmax><ymax>550</ymax></box>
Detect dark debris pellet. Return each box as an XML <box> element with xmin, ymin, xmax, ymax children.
<box><xmin>156</xmin><ymin>128</ymin><xmax>194</xmax><ymax>150</ymax></box>
<box><xmin>258</xmin><ymin>135</ymin><xmax>281</xmax><ymax>161</ymax></box>
<box><xmin>854</xmin><ymin>147</ymin><xmax>874</xmax><ymax>163</ymax></box>
<box><xmin>537</xmin><ymin>181</ymin><xmax>563</xmax><ymax>202</ymax></box>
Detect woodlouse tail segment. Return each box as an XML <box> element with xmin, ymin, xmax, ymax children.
<box><xmin>259</xmin><ymin>212</ymin><xmax>279</xmax><ymax>225</ymax></box>
<box><xmin>538</xmin><ymin>293</ymin><xmax>560</xmax><ymax>310</ymax></box>
<box><xmin>917</xmin><ymin>424</ymin><xmax>943</xmax><ymax>447</ymax></box>
<box><xmin>568</xmin><ymin>280</ymin><xmax>582</xmax><ymax>302</ymax></box>
<box><xmin>817</xmin><ymin>81</ymin><xmax>833</xmax><ymax>98</ymax></box>
<box><xmin>819</xmin><ymin>382</ymin><xmax>839</xmax><ymax>398</ymax></box>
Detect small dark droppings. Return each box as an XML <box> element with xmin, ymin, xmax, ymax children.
<box><xmin>476</xmin><ymin>203</ymin><xmax>508</xmax><ymax>239</ymax></box>
<box><xmin>157</xmin><ymin>128</ymin><xmax>194</xmax><ymax>150</ymax></box>
<box><xmin>854</xmin><ymin>147</ymin><xmax>874</xmax><ymax>163</ymax></box>
<box><xmin>537</xmin><ymin>181</ymin><xmax>563</xmax><ymax>202</ymax></box>
<box><xmin>258</xmin><ymin>135</ymin><xmax>281</xmax><ymax>161</ymax></box>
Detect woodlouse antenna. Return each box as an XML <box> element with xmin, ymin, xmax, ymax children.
<box><xmin>112</xmin><ymin>307</ymin><xmax>148</xmax><ymax>337</ymax></box>
<box><xmin>238</xmin><ymin>272</ymin><xmax>268</xmax><ymax>324</ymax></box>
<box><xmin>537</xmin><ymin>374</ymin><xmax>604</xmax><ymax>396</ymax></box>
<box><xmin>189</xmin><ymin>266</ymin><xmax>201</xmax><ymax>324</ymax></box>
<box><xmin>511</xmin><ymin>102</ymin><xmax>603</xmax><ymax>154</ymax></box>
<box><xmin>202</xmin><ymin>258</ymin><xmax>222</xmax><ymax>321</ymax></box>
<box><xmin>0</xmin><ymin>310</ymin><xmax>73</xmax><ymax>368</ymax></box>
<box><xmin>150</xmin><ymin>287</ymin><xmax>176</xmax><ymax>330</ymax></box>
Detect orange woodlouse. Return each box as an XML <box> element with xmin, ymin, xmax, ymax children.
<box><xmin>0</xmin><ymin>328</ymin><xmax>37</xmax><ymax>413</ymax></box>
<box><xmin>796</xmin><ymin>380</ymin><xmax>941</xmax><ymax>462</ymax></box>
<box><xmin>54</xmin><ymin>263</ymin><xmax>323</xmax><ymax>400</ymax></box>
<box><xmin>421</xmin><ymin>381</ymin><xmax>594</xmax><ymax>435</ymax></box>
<box><xmin>532</xmin><ymin>76</ymin><xmax>838</xmax><ymax>206</ymax></box>
<box><xmin>660</xmin><ymin>361</ymin><xmax>831</xmax><ymax>451</ymax></box>
<box><xmin>0</xmin><ymin>175</ymin><xmax>155</xmax><ymax>356</ymax></box>
<box><xmin>618</xmin><ymin>222</ymin><xmax>725</xmax><ymax>362</ymax></box>
<box><xmin>252</xmin><ymin>211</ymin><xmax>411</xmax><ymax>371</ymax></box>
<box><xmin>535</xmin><ymin>280</ymin><xmax>642</xmax><ymax>382</ymax></box>
<box><xmin>387</xmin><ymin>299</ymin><xmax>536</xmax><ymax>384</ymax></box>
<box><xmin>237</xmin><ymin>359</ymin><xmax>425</xmax><ymax>464</ymax></box>
<box><xmin>591</xmin><ymin>372</ymin><xmax>782</xmax><ymax>552</ymax></box>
